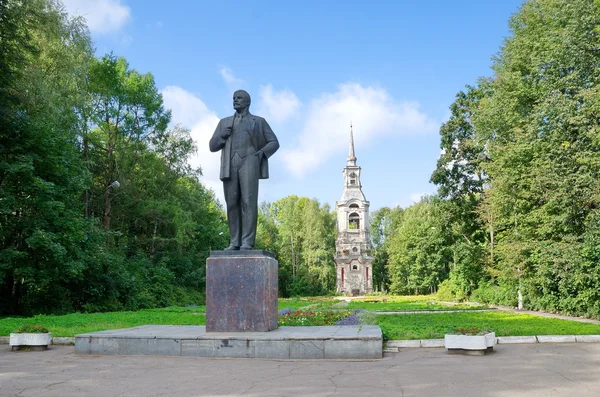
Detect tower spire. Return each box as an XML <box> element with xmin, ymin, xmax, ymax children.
<box><xmin>336</xmin><ymin>122</ymin><xmax>372</xmax><ymax>296</ymax></box>
<box><xmin>347</xmin><ymin>123</ymin><xmax>356</xmax><ymax>166</ymax></box>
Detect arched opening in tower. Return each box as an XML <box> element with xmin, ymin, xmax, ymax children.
<box><xmin>349</xmin><ymin>212</ymin><xmax>360</xmax><ymax>229</ymax></box>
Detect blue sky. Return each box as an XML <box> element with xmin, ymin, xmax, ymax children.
<box><xmin>63</xmin><ymin>0</ymin><xmax>524</xmax><ymax>211</ymax></box>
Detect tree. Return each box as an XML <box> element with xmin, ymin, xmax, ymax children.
<box><xmin>387</xmin><ymin>197</ymin><xmax>452</xmax><ymax>295</ymax></box>
<box><xmin>268</xmin><ymin>196</ymin><xmax>336</xmax><ymax>296</ymax></box>
<box><xmin>255</xmin><ymin>201</ymin><xmax>280</xmax><ymax>255</ymax></box>
<box><xmin>86</xmin><ymin>54</ymin><xmax>170</xmax><ymax>231</ymax></box>
<box><xmin>431</xmin><ymin>83</ymin><xmax>489</xmax><ymax>201</ymax></box>
<box><xmin>430</xmin><ymin>84</ymin><xmax>490</xmax><ymax>299</ymax></box>
<box><xmin>0</xmin><ymin>0</ymin><xmax>96</xmax><ymax>314</ymax></box>
<box><xmin>470</xmin><ymin>0</ymin><xmax>600</xmax><ymax>314</ymax></box>
<box><xmin>370</xmin><ymin>206</ymin><xmax>403</xmax><ymax>292</ymax></box>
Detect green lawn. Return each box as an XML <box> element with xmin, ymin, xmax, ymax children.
<box><xmin>0</xmin><ymin>308</ymin><xmax>206</xmax><ymax>337</ymax></box>
<box><xmin>3</xmin><ymin>297</ymin><xmax>599</xmax><ymax>341</ymax></box>
<box><xmin>0</xmin><ymin>300</ymin><xmax>334</xmax><ymax>336</ymax></box>
<box><xmin>376</xmin><ymin>311</ymin><xmax>600</xmax><ymax>340</ymax></box>
<box><xmin>278</xmin><ymin>295</ymin><xmax>489</xmax><ymax>312</ymax></box>
<box><xmin>347</xmin><ymin>300</ymin><xmax>488</xmax><ymax>312</ymax></box>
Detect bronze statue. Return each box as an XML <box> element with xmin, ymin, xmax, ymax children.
<box><xmin>209</xmin><ymin>90</ymin><xmax>279</xmax><ymax>250</ymax></box>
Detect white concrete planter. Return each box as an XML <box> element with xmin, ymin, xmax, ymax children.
<box><xmin>445</xmin><ymin>332</ymin><xmax>495</xmax><ymax>355</ymax></box>
<box><xmin>9</xmin><ymin>333</ymin><xmax>52</xmax><ymax>351</ymax></box>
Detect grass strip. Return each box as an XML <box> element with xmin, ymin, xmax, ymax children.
<box><xmin>347</xmin><ymin>301</ymin><xmax>488</xmax><ymax>311</ymax></box>
<box><xmin>0</xmin><ymin>309</ymin><xmax>206</xmax><ymax>337</ymax></box>
<box><xmin>0</xmin><ymin>303</ymin><xmax>339</xmax><ymax>336</ymax></box>
<box><xmin>376</xmin><ymin>311</ymin><xmax>600</xmax><ymax>340</ymax></box>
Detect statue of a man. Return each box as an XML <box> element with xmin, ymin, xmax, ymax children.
<box><xmin>209</xmin><ymin>90</ymin><xmax>279</xmax><ymax>250</ymax></box>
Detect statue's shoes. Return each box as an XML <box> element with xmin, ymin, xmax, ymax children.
<box><xmin>240</xmin><ymin>245</ymin><xmax>253</xmax><ymax>250</ymax></box>
<box><xmin>224</xmin><ymin>245</ymin><xmax>240</xmax><ymax>251</ymax></box>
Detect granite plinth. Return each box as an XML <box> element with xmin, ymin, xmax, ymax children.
<box><xmin>206</xmin><ymin>250</ymin><xmax>278</xmax><ymax>332</ymax></box>
<box><xmin>74</xmin><ymin>325</ymin><xmax>383</xmax><ymax>359</ymax></box>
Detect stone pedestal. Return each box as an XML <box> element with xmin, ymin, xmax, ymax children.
<box><xmin>206</xmin><ymin>250</ymin><xmax>278</xmax><ymax>332</ymax></box>
<box><xmin>75</xmin><ymin>325</ymin><xmax>383</xmax><ymax>359</ymax></box>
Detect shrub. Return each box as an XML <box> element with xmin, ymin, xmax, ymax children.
<box><xmin>436</xmin><ymin>279</ymin><xmax>456</xmax><ymax>302</ymax></box>
<box><xmin>16</xmin><ymin>324</ymin><xmax>49</xmax><ymax>333</ymax></box>
<box><xmin>470</xmin><ymin>280</ymin><xmax>517</xmax><ymax>307</ymax></box>
<box><xmin>452</xmin><ymin>326</ymin><xmax>492</xmax><ymax>335</ymax></box>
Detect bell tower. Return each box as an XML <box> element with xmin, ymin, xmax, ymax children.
<box><xmin>335</xmin><ymin>125</ymin><xmax>373</xmax><ymax>296</ymax></box>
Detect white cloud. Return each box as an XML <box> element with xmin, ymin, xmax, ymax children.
<box><xmin>161</xmin><ymin>86</ymin><xmax>223</xmax><ymax>204</ymax></box>
<box><xmin>282</xmin><ymin>83</ymin><xmax>438</xmax><ymax>177</ymax></box>
<box><xmin>161</xmin><ymin>82</ymin><xmax>439</xmax><ymax>206</ymax></box>
<box><xmin>62</xmin><ymin>0</ymin><xmax>131</xmax><ymax>34</ymax></box>
<box><xmin>219</xmin><ymin>67</ymin><xmax>246</xmax><ymax>92</ymax></box>
<box><xmin>257</xmin><ymin>84</ymin><xmax>301</xmax><ymax>124</ymax></box>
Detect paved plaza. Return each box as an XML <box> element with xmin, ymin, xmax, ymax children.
<box><xmin>1</xmin><ymin>343</ymin><xmax>599</xmax><ymax>396</ymax></box>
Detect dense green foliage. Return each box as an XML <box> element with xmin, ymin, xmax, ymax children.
<box><xmin>0</xmin><ymin>0</ymin><xmax>227</xmax><ymax>315</ymax></box>
<box><xmin>1</xmin><ymin>0</ymin><xmax>98</xmax><ymax>314</ymax></box>
<box><xmin>473</xmin><ymin>0</ymin><xmax>600</xmax><ymax>317</ymax></box>
<box><xmin>387</xmin><ymin>197</ymin><xmax>452</xmax><ymax>295</ymax></box>
<box><xmin>372</xmin><ymin>0</ymin><xmax>600</xmax><ymax>319</ymax></box>
<box><xmin>369</xmin><ymin>207</ymin><xmax>401</xmax><ymax>292</ymax></box>
<box><xmin>256</xmin><ymin>196</ymin><xmax>337</xmax><ymax>297</ymax></box>
<box><xmin>4</xmin><ymin>0</ymin><xmax>600</xmax><ymax>321</ymax></box>
<box><xmin>0</xmin><ymin>0</ymin><xmax>334</xmax><ymax>315</ymax></box>
<box><xmin>0</xmin><ymin>0</ymin><xmax>337</xmax><ymax>317</ymax></box>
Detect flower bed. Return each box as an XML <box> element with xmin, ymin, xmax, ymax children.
<box><xmin>445</xmin><ymin>331</ymin><xmax>496</xmax><ymax>355</ymax></box>
<box><xmin>10</xmin><ymin>324</ymin><xmax>52</xmax><ymax>351</ymax></box>
<box><xmin>278</xmin><ymin>310</ymin><xmax>352</xmax><ymax>326</ymax></box>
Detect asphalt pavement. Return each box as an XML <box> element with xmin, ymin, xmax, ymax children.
<box><xmin>1</xmin><ymin>343</ymin><xmax>600</xmax><ymax>396</ymax></box>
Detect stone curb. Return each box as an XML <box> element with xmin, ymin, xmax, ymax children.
<box><xmin>384</xmin><ymin>335</ymin><xmax>600</xmax><ymax>351</ymax></box>
<box><xmin>496</xmin><ymin>336</ymin><xmax>537</xmax><ymax>344</ymax></box>
<box><xmin>52</xmin><ymin>337</ymin><xmax>75</xmax><ymax>345</ymax></box>
<box><xmin>575</xmin><ymin>335</ymin><xmax>600</xmax><ymax>343</ymax></box>
<box><xmin>4</xmin><ymin>334</ymin><xmax>600</xmax><ymax>350</ymax></box>
<box><xmin>420</xmin><ymin>339</ymin><xmax>445</xmax><ymax>347</ymax></box>
<box><xmin>386</xmin><ymin>340</ymin><xmax>420</xmax><ymax>348</ymax></box>
<box><xmin>537</xmin><ymin>335</ymin><xmax>576</xmax><ymax>343</ymax></box>
<box><xmin>0</xmin><ymin>336</ymin><xmax>74</xmax><ymax>345</ymax></box>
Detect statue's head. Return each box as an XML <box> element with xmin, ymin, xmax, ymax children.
<box><xmin>233</xmin><ymin>90</ymin><xmax>251</xmax><ymax>111</ymax></box>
